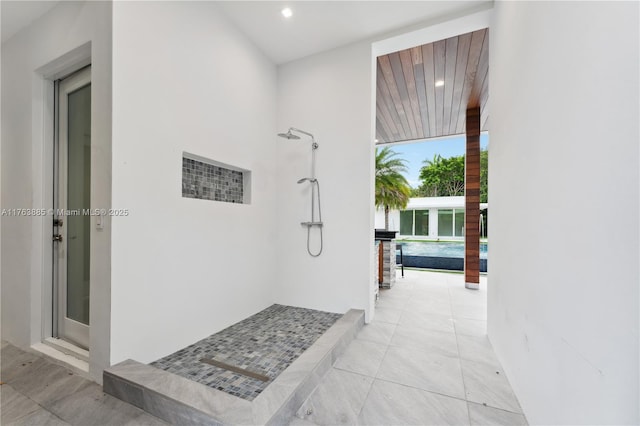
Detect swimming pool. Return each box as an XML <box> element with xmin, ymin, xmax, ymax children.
<box><xmin>398</xmin><ymin>241</ymin><xmax>488</xmax><ymax>259</ymax></box>
<box><xmin>396</xmin><ymin>241</ymin><xmax>488</xmax><ymax>272</ymax></box>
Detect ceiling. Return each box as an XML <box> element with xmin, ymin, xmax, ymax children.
<box><xmin>1</xmin><ymin>1</ymin><xmax>59</xmax><ymax>43</ymax></box>
<box><xmin>376</xmin><ymin>28</ymin><xmax>489</xmax><ymax>144</ymax></box>
<box><xmin>216</xmin><ymin>1</ymin><xmax>490</xmax><ymax>64</ymax></box>
<box><xmin>2</xmin><ymin>1</ymin><xmax>489</xmax><ymax>62</ymax></box>
<box><xmin>3</xmin><ymin>1</ymin><xmax>489</xmax><ymax>138</ymax></box>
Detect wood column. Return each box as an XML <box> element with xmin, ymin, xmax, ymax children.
<box><xmin>464</xmin><ymin>107</ymin><xmax>481</xmax><ymax>289</ymax></box>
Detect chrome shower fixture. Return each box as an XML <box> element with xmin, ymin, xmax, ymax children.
<box><xmin>277</xmin><ymin>129</ymin><xmax>300</xmax><ymax>140</ymax></box>
<box><xmin>277</xmin><ymin>127</ymin><xmax>323</xmax><ymax>257</ymax></box>
<box><xmin>297</xmin><ymin>177</ymin><xmax>317</xmax><ymax>184</ymax></box>
<box><xmin>277</xmin><ymin>127</ymin><xmax>319</xmax><ymax>150</ymax></box>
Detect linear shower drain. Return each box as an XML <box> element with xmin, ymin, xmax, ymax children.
<box><xmin>199</xmin><ymin>358</ymin><xmax>270</xmax><ymax>382</ymax></box>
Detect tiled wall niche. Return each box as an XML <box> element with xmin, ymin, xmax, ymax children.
<box><xmin>182</xmin><ymin>153</ymin><xmax>250</xmax><ymax>204</ymax></box>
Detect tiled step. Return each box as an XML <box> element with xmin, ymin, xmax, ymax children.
<box><xmin>103</xmin><ymin>309</ymin><xmax>364</xmax><ymax>425</ymax></box>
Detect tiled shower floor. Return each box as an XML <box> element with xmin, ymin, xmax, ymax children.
<box><xmin>150</xmin><ymin>304</ymin><xmax>341</xmax><ymax>401</ymax></box>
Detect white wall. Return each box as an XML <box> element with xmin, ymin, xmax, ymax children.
<box><xmin>110</xmin><ymin>2</ymin><xmax>277</xmax><ymax>363</ymax></box>
<box><xmin>489</xmin><ymin>2</ymin><xmax>639</xmax><ymax>424</ymax></box>
<box><xmin>374</xmin><ymin>207</ymin><xmax>399</xmax><ymax>231</ymax></box>
<box><xmin>276</xmin><ymin>41</ymin><xmax>374</xmax><ymax>320</ymax></box>
<box><xmin>1</xmin><ymin>1</ymin><xmax>112</xmax><ymax>381</ymax></box>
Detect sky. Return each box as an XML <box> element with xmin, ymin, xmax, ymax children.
<box><xmin>381</xmin><ymin>133</ymin><xmax>489</xmax><ymax>188</ymax></box>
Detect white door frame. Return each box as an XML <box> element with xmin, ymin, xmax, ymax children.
<box><xmin>54</xmin><ymin>67</ymin><xmax>92</xmax><ymax>350</ymax></box>
<box><xmin>28</xmin><ymin>43</ymin><xmax>92</xmax><ymax>352</ymax></box>
<box><xmin>29</xmin><ymin>41</ymin><xmax>112</xmax><ymax>383</ymax></box>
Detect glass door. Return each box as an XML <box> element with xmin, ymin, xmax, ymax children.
<box><xmin>54</xmin><ymin>67</ymin><xmax>91</xmax><ymax>349</ymax></box>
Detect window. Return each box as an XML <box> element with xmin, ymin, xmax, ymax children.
<box><xmin>414</xmin><ymin>210</ymin><xmax>429</xmax><ymax>236</ymax></box>
<box><xmin>438</xmin><ymin>208</ymin><xmax>465</xmax><ymax>237</ymax></box>
<box><xmin>438</xmin><ymin>209</ymin><xmax>454</xmax><ymax>237</ymax></box>
<box><xmin>399</xmin><ymin>210</ymin><xmax>413</xmax><ymax>235</ymax></box>
<box><xmin>400</xmin><ymin>210</ymin><xmax>429</xmax><ymax>236</ymax></box>
<box><xmin>454</xmin><ymin>209</ymin><xmax>465</xmax><ymax>237</ymax></box>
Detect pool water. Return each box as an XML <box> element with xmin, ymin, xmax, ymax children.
<box><xmin>399</xmin><ymin>241</ymin><xmax>488</xmax><ymax>259</ymax></box>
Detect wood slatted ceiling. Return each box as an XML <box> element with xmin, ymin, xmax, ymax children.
<box><xmin>376</xmin><ymin>28</ymin><xmax>489</xmax><ymax>144</ymax></box>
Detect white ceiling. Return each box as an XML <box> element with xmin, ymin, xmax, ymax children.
<box><xmin>2</xmin><ymin>1</ymin><xmax>489</xmax><ymax>62</ymax></box>
<box><xmin>1</xmin><ymin>1</ymin><xmax>60</xmax><ymax>43</ymax></box>
<box><xmin>216</xmin><ymin>1</ymin><xmax>489</xmax><ymax>64</ymax></box>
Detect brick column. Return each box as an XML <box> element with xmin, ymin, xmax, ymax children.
<box><xmin>465</xmin><ymin>107</ymin><xmax>481</xmax><ymax>290</ymax></box>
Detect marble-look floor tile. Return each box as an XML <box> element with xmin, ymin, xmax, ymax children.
<box><xmin>390</xmin><ymin>280</ymin><xmax>415</xmax><ymax>290</ymax></box>
<box><xmin>376</xmin><ymin>346</ymin><xmax>465</xmax><ymax>399</ymax></box>
<box><xmin>334</xmin><ymin>340</ymin><xmax>387</xmax><ymax>377</ymax></box>
<box><xmin>297</xmin><ymin>368</ymin><xmax>373</xmax><ymax>425</ymax></box>
<box><xmin>454</xmin><ymin>319</ymin><xmax>487</xmax><ymax>337</ymax></box>
<box><xmin>289</xmin><ymin>416</ymin><xmax>319</xmax><ymax>425</ymax></box>
<box><xmin>1</xmin><ymin>345</ymin><xmax>40</xmax><ymax>383</ymax></box>
<box><xmin>399</xmin><ymin>310</ymin><xmax>456</xmax><ymax>334</ymax></box>
<box><xmin>404</xmin><ymin>299</ymin><xmax>452</xmax><ymax>317</ymax></box>
<box><xmin>358</xmin><ymin>379</ymin><xmax>469</xmax><ymax>426</ymax></box>
<box><xmin>122</xmin><ymin>412</ymin><xmax>169</xmax><ymax>425</ymax></box>
<box><xmin>391</xmin><ymin>326</ymin><xmax>459</xmax><ymax>358</ymax></box>
<box><xmin>461</xmin><ymin>359</ymin><xmax>522</xmax><ymax>413</ymax></box>
<box><xmin>50</xmin><ymin>382</ymin><xmax>149</xmax><ymax>425</ymax></box>
<box><xmin>412</xmin><ymin>283</ymin><xmax>451</xmax><ymax>295</ymax></box>
<box><xmin>468</xmin><ymin>401</ymin><xmax>528</xmax><ymax>425</ymax></box>
<box><xmin>1</xmin><ymin>344</ymin><xmax>35</xmax><ymax>365</ymax></box>
<box><xmin>449</xmin><ymin>285</ymin><xmax>487</xmax><ymax>302</ymax></box>
<box><xmin>445</xmin><ymin>274</ymin><xmax>468</xmax><ymax>286</ymax></box>
<box><xmin>356</xmin><ymin>322</ymin><xmax>396</xmax><ymax>345</ymax></box>
<box><xmin>452</xmin><ymin>302</ymin><xmax>487</xmax><ymax>321</ymax></box>
<box><xmin>373</xmin><ymin>307</ymin><xmax>403</xmax><ymax>324</ymax></box>
<box><xmin>1</xmin><ymin>385</ymin><xmax>41</xmax><ymax>424</ymax></box>
<box><xmin>375</xmin><ymin>293</ymin><xmax>408</xmax><ymax>309</ymax></box>
<box><xmin>457</xmin><ymin>335</ymin><xmax>501</xmax><ymax>368</ymax></box>
<box><xmin>10</xmin><ymin>357</ymin><xmax>92</xmax><ymax>408</ymax></box>
<box><xmin>6</xmin><ymin>407</ymin><xmax>71</xmax><ymax>426</ymax></box>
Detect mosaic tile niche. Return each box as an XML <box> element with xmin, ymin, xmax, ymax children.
<box><xmin>182</xmin><ymin>155</ymin><xmax>246</xmax><ymax>204</ymax></box>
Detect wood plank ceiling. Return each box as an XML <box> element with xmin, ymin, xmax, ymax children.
<box><xmin>376</xmin><ymin>28</ymin><xmax>489</xmax><ymax>144</ymax></box>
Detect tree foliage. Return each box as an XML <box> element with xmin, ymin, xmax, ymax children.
<box><xmin>415</xmin><ymin>149</ymin><xmax>488</xmax><ymax>203</ymax></box>
<box><xmin>375</xmin><ymin>147</ymin><xmax>411</xmax><ymax>229</ymax></box>
<box><xmin>480</xmin><ymin>149</ymin><xmax>488</xmax><ymax>204</ymax></box>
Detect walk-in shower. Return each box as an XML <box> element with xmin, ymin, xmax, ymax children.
<box><xmin>277</xmin><ymin>127</ymin><xmax>323</xmax><ymax>257</ymax></box>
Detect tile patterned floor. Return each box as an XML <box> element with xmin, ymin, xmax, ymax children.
<box><xmin>292</xmin><ymin>270</ymin><xmax>529</xmax><ymax>426</ymax></box>
<box><xmin>0</xmin><ymin>342</ymin><xmax>167</xmax><ymax>426</ymax></box>
<box><xmin>150</xmin><ymin>304</ymin><xmax>341</xmax><ymax>401</ymax></box>
<box><xmin>1</xmin><ymin>272</ymin><xmax>527</xmax><ymax>426</ymax></box>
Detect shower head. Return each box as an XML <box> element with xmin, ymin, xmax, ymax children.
<box><xmin>297</xmin><ymin>177</ymin><xmax>317</xmax><ymax>184</ymax></box>
<box><xmin>277</xmin><ymin>127</ymin><xmax>317</xmax><ymax>148</ymax></box>
<box><xmin>277</xmin><ymin>130</ymin><xmax>301</xmax><ymax>140</ymax></box>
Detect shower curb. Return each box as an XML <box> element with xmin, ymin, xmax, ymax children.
<box><xmin>103</xmin><ymin>309</ymin><xmax>364</xmax><ymax>425</ymax></box>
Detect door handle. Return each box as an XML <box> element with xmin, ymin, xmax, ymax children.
<box><xmin>53</xmin><ymin>218</ymin><xmax>63</xmax><ymax>227</ymax></box>
<box><xmin>53</xmin><ymin>234</ymin><xmax>63</xmax><ymax>242</ymax></box>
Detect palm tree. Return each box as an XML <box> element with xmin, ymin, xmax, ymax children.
<box><xmin>375</xmin><ymin>147</ymin><xmax>411</xmax><ymax>230</ymax></box>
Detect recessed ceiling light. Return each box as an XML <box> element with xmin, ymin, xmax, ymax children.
<box><xmin>435</xmin><ymin>80</ymin><xmax>445</xmax><ymax>87</ymax></box>
<box><xmin>281</xmin><ymin>7</ymin><xmax>293</xmax><ymax>18</ymax></box>
<box><xmin>374</xmin><ymin>139</ymin><xmax>379</xmax><ymax>143</ymax></box>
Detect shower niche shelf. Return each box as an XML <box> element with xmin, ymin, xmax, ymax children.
<box><xmin>182</xmin><ymin>152</ymin><xmax>251</xmax><ymax>204</ymax></box>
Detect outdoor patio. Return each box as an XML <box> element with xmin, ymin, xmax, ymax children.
<box><xmin>291</xmin><ymin>269</ymin><xmax>528</xmax><ymax>425</ymax></box>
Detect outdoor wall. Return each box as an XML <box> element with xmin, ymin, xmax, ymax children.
<box><xmin>489</xmin><ymin>2</ymin><xmax>639</xmax><ymax>424</ymax></box>
<box><xmin>374</xmin><ymin>208</ymin><xmax>399</xmax><ymax>232</ymax></box>
<box><xmin>110</xmin><ymin>2</ymin><xmax>277</xmax><ymax>363</ymax></box>
<box><xmin>1</xmin><ymin>1</ymin><xmax>112</xmax><ymax>381</ymax></box>
<box><xmin>276</xmin><ymin>42</ymin><xmax>373</xmax><ymax>320</ymax></box>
